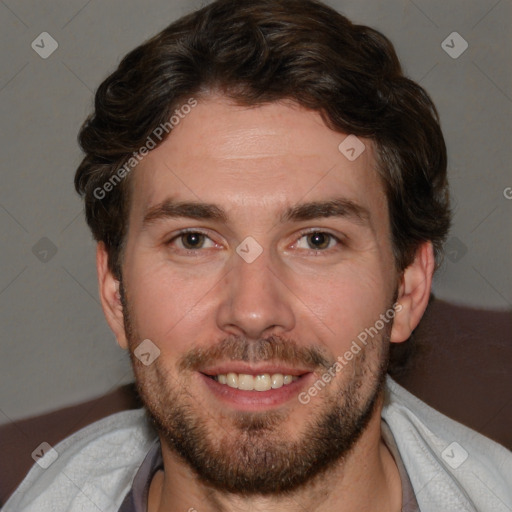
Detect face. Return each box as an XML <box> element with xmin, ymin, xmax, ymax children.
<box><xmin>112</xmin><ymin>96</ymin><xmax>404</xmax><ymax>494</ymax></box>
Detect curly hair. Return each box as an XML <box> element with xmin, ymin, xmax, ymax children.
<box><xmin>74</xmin><ymin>0</ymin><xmax>451</xmax><ymax>375</ymax></box>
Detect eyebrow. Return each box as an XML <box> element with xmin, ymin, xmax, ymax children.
<box><xmin>281</xmin><ymin>198</ymin><xmax>371</xmax><ymax>225</ymax></box>
<box><xmin>142</xmin><ymin>197</ymin><xmax>371</xmax><ymax>228</ymax></box>
<box><xmin>143</xmin><ymin>200</ymin><xmax>228</xmax><ymax>227</ymax></box>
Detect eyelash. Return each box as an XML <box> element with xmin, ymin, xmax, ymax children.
<box><xmin>165</xmin><ymin>229</ymin><xmax>345</xmax><ymax>254</ymax></box>
<box><xmin>293</xmin><ymin>229</ymin><xmax>344</xmax><ymax>254</ymax></box>
<box><xmin>165</xmin><ymin>229</ymin><xmax>216</xmax><ymax>254</ymax></box>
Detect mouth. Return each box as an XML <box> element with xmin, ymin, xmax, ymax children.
<box><xmin>208</xmin><ymin>372</ymin><xmax>299</xmax><ymax>391</ymax></box>
<box><xmin>198</xmin><ymin>364</ymin><xmax>315</xmax><ymax>410</ymax></box>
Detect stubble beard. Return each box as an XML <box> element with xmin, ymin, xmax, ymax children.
<box><xmin>120</xmin><ymin>283</ymin><xmax>391</xmax><ymax>495</ymax></box>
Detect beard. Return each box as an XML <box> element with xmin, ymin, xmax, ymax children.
<box><xmin>120</xmin><ymin>282</ymin><xmax>391</xmax><ymax>495</ymax></box>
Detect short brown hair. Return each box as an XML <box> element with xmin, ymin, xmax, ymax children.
<box><xmin>75</xmin><ymin>0</ymin><xmax>452</xmax><ymax>378</ymax></box>
<box><xmin>75</xmin><ymin>0</ymin><xmax>450</xmax><ymax>287</ymax></box>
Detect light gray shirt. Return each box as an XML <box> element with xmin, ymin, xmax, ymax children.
<box><xmin>117</xmin><ymin>420</ymin><xmax>420</xmax><ymax>511</ymax></box>
<box><xmin>3</xmin><ymin>377</ymin><xmax>511</xmax><ymax>511</ymax></box>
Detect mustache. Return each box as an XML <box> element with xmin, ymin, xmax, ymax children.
<box><xmin>178</xmin><ymin>334</ymin><xmax>334</xmax><ymax>372</ymax></box>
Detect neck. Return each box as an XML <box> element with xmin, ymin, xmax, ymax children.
<box><xmin>149</xmin><ymin>395</ymin><xmax>402</xmax><ymax>512</ymax></box>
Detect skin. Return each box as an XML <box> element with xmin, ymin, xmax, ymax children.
<box><xmin>97</xmin><ymin>95</ymin><xmax>434</xmax><ymax>512</ymax></box>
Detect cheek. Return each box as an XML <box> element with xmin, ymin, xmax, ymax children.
<box><xmin>292</xmin><ymin>264</ymin><xmax>391</xmax><ymax>352</ymax></box>
<box><xmin>123</xmin><ymin>259</ymin><xmax>219</xmax><ymax>352</ymax></box>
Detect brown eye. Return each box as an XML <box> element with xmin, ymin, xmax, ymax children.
<box><xmin>167</xmin><ymin>230</ymin><xmax>218</xmax><ymax>253</ymax></box>
<box><xmin>180</xmin><ymin>232</ymin><xmax>206</xmax><ymax>249</ymax></box>
<box><xmin>306</xmin><ymin>232</ymin><xmax>331</xmax><ymax>250</ymax></box>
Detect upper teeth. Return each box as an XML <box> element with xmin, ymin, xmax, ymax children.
<box><xmin>215</xmin><ymin>373</ymin><xmax>298</xmax><ymax>391</ymax></box>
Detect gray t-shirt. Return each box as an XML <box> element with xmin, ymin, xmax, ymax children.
<box><xmin>118</xmin><ymin>419</ymin><xmax>419</xmax><ymax>511</ymax></box>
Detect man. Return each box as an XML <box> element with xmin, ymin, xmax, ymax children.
<box><xmin>4</xmin><ymin>0</ymin><xmax>511</xmax><ymax>511</ymax></box>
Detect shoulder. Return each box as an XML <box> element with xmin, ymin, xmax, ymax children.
<box><xmin>383</xmin><ymin>376</ymin><xmax>512</xmax><ymax>511</ymax></box>
<box><xmin>2</xmin><ymin>408</ymin><xmax>157</xmax><ymax>512</ymax></box>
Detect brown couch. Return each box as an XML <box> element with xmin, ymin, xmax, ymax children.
<box><xmin>1</xmin><ymin>298</ymin><xmax>511</xmax><ymax>505</ymax></box>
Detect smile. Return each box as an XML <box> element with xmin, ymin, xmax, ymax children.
<box><xmin>212</xmin><ymin>373</ymin><xmax>299</xmax><ymax>391</ymax></box>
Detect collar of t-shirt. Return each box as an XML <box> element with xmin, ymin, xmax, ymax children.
<box><xmin>118</xmin><ymin>419</ymin><xmax>419</xmax><ymax>512</ymax></box>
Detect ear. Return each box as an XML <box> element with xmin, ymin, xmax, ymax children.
<box><xmin>390</xmin><ymin>241</ymin><xmax>434</xmax><ymax>344</ymax></box>
<box><xmin>96</xmin><ymin>242</ymin><xmax>128</xmax><ymax>349</ymax></box>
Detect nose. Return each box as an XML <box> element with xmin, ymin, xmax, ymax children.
<box><xmin>216</xmin><ymin>247</ymin><xmax>295</xmax><ymax>340</ymax></box>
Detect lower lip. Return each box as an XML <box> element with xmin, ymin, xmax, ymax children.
<box><xmin>199</xmin><ymin>373</ymin><xmax>314</xmax><ymax>411</ymax></box>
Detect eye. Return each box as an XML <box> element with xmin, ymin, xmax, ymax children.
<box><xmin>295</xmin><ymin>231</ymin><xmax>339</xmax><ymax>251</ymax></box>
<box><xmin>169</xmin><ymin>231</ymin><xmax>217</xmax><ymax>250</ymax></box>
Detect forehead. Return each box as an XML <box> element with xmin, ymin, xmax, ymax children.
<box><xmin>130</xmin><ymin>96</ymin><xmax>387</xmax><ymax>224</ymax></box>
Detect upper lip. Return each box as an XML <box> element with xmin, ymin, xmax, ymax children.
<box><xmin>200</xmin><ymin>363</ymin><xmax>314</xmax><ymax>377</ymax></box>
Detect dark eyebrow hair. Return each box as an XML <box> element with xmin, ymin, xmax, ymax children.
<box><xmin>143</xmin><ymin>200</ymin><xmax>228</xmax><ymax>227</ymax></box>
<box><xmin>281</xmin><ymin>198</ymin><xmax>371</xmax><ymax>226</ymax></box>
<box><xmin>142</xmin><ymin>197</ymin><xmax>371</xmax><ymax>228</ymax></box>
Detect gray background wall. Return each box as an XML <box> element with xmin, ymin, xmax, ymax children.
<box><xmin>0</xmin><ymin>0</ymin><xmax>511</xmax><ymax>425</ymax></box>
